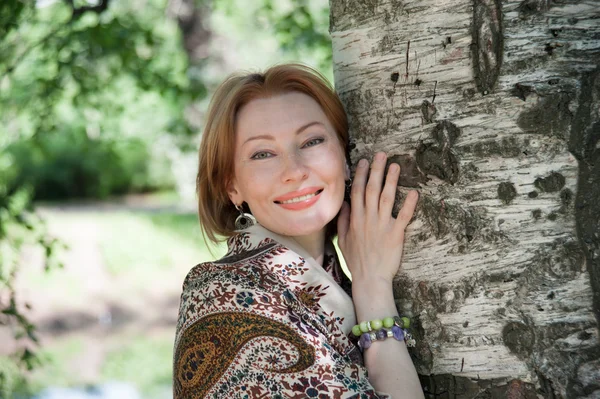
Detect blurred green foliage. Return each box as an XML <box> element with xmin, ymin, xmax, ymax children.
<box><xmin>0</xmin><ymin>0</ymin><xmax>196</xmax><ymax>393</ymax></box>
<box><xmin>256</xmin><ymin>0</ymin><xmax>331</xmax><ymax>73</ymax></box>
<box><xmin>213</xmin><ymin>0</ymin><xmax>332</xmax><ymax>77</ymax></box>
<box><xmin>1</xmin><ymin>0</ymin><xmax>197</xmax><ymax>202</ymax></box>
<box><xmin>1</xmin><ymin>0</ymin><xmax>332</xmax><ymax>395</ymax></box>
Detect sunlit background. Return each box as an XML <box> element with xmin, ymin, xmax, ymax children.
<box><xmin>0</xmin><ymin>0</ymin><xmax>331</xmax><ymax>397</ymax></box>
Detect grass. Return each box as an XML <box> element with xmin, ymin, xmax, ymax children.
<box><xmin>0</xmin><ymin>356</ymin><xmax>31</xmax><ymax>399</ymax></box>
<box><xmin>142</xmin><ymin>212</ymin><xmax>203</xmax><ymax>242</ymax></box>
<box><xmin>26</xmin><ymin>339</ymin><xmax>87</xmax><ymax>391</ymax></box>
<box><xmin>5</xmin><ymin>333</ymin><xmax>174</xmax><ymax>398</ymax></box>
<box><xmin>98</xmin><ymin>210</ymin><xmax>226</xmax><ymax>277</ymax></box>
<box><xmin>25</xmin><ymin>268</ymin><xmax>87</xmax><ymax>300</ymax></box>
<box><xmin>101</xmin><ymin>333</ymin><xmax>174</xmax><ymax>399</ymax></box>
<box><xmin>0</xmin><ymin>339</ymin><xmax>87</xmax><ymax>399</ymax></box>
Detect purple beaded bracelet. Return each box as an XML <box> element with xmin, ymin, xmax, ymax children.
<box><xmin>358</xmin><ymin>326</ymin><xmax>414</xmax><ymax>350</ymax></box>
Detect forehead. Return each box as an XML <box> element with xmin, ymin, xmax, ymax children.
<box><xmin>235</xmin><ymin>92</ymin><xmax>331</xmax><ymax>139</ymax></box>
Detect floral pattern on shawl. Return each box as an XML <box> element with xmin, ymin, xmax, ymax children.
<box><xmin>173</xmin><ymin>226</ymin><xmax>388</xmax><ymax>398</ymax></box>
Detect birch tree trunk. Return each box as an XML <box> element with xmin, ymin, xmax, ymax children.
<box><xmin>330</xmin><ymin>1</ymin><xmax>600</xmax><ymax>397</ymax></box>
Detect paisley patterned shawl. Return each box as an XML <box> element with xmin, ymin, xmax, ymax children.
<box><xmin>173</xmin><ymin>224</ymin><xmax>389</xmax><ymax>398</ymax></box>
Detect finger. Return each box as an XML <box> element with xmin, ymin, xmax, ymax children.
<box><xmin>365</xmin><ymin>152</ymin><xmax>387</xmax><ymax>215</ymax></box>
<box><xmin>337</xmin><ymin>201</ymin><xmax>350</xmax><ymax>246</ymax></box>
<box><xmin>379</xmin><ymin>163</ymin><xmax>400</xmax><ymax>218</ymax></box>
<box><xmin>394</xmin><ymin>190</ymin><xmax>419</xmax><ymax>233</ymax></box>
<box><xmin>350</xmin><ymin>158</ymin><xmax>369</xmax><ymax>210</ymax></box>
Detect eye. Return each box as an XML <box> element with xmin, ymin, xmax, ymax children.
<box><xmin>303</xmin><ymin>138</ymin><xmax>325</xmax><ymax>148</ymax></box>
<box><xmin>250</xmin><ymin>151</ymin><xmax>274</xmax><ymax>160</ymax></box>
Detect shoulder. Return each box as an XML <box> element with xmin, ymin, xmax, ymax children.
<box><xmin>181</xmin><ymin>253</ymin><xmax>285</xmax><ymax>295</ymax></box>
<box><xmin>175</xmin><ymin>257</ymin><xmax>291</xmax><ymax>334</ymax></box>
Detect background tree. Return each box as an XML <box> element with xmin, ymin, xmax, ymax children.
<box><xmin>330</xmin><ymin>1</ymin><xmax>600</xmax><ymax>397</ymax></box>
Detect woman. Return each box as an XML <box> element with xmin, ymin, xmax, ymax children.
<box><xmin>173</xmin><ymin>64</ymin><xmax>424</xmax><ymax>398</ymax></box>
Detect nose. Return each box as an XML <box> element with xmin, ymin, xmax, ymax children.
<box><xmin>280</xmin><ymin>151</ymin><xmax>309</xmax><ymax>183</ymax></box>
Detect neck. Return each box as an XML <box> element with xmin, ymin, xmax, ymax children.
<box><xmin>291</xmin><ymin>229</ymin><xmax>327</xmax><ymax>266</ymax></box>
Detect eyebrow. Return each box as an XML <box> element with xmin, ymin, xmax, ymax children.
<box><xmin>242</xmin><ymin>121</ymin><xmax>325</xmax><ymax>146</ymax></box>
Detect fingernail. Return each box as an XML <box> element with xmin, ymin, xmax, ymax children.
<box><xmin>358</xmin><ymin>159</ymin><xmax>367</xmax><ymax>167</ymax></box>
<box><xmin>390</xmin><ymin>164</ymin><xmax>399</xmax><ymax>173</ymax></box>
<box><xmin>376</xmin><ymin>152</ymin><xmax>386</xmax><ymax>161</ymax></box>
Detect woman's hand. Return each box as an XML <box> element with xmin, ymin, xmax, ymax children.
<box><xmin>338</xmin><ymin>152</ymin><xmax>424</xmax><ymax>398</ymax></box>
<box><xmin>337</xmin><ymin>152</ymin><xmax>419</xmax><ymax>286</ymax></box>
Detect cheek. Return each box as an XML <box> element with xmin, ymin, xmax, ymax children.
<box><xmin>237</xmin><ymin>170</ymin><xmax>272</xmax><ymax>205</ymax></box>
<box><xmin>318</xmin><ymin>147</ymin><xmax>346</xmax><ymax>183</ymax></box>
<box><xmin>305</xmin><ymin>142</ymin><xmax>346</xmax><ymax>171</ymax></box>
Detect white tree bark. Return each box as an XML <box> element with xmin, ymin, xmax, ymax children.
<box><xmin>330</xmin><ymin>0</ymin><xmax>600</xmax><ymax>397</ymax></box>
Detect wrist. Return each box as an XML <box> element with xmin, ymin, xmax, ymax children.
<box><xmin>352</xmin><ymin>280</ymin><xmax>399</xmax><ymax>322</ymax></box>
<box><xmin>351</xmin><ymin>277</ymin><xmax>394</xmax><ymax>302</ymax></box>
<box><xmin>351</xmin><ymin>275</ymin><xmax>393</xmax><ymax>292</ymax></box>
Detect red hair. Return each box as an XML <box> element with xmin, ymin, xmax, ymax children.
<box><xmin>196</xmin><ymin>63</ymin><xmax>348</xmax><ymax>243</ymax></box>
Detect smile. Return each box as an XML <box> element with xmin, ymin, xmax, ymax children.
<box><xmin>274</xmin><ymin>188</ymin><xmax>323</xmax><ymax>210</ymax></box>
<box><xmin>278</xmin><ymin>190</ymin><xmax>323</xmax><ymax>204</ymax></box>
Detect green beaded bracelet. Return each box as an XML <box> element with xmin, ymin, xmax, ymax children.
<box><xmin>370</xmin><ymin>318</ymin><xmax>383</xmax><ymax>330</ymax></box>
<box><xmin>359</xmin><ymin>321</ymin><xmax>369</xmax><ymax>333</ymax></box>
<box><xmin>352</xmin><ymin>315</ymin><xmax>411</xmax><ymax>336</ymax></box>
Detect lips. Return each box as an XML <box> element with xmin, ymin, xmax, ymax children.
<box><xmin>273</xmin><ymin>187</ymin><xmax>323</xmax><ymax>204</ymax></box>
<box><xmin>274</xmin><ymin>189</ymin><xmax>323</xmax><ymax>211</ymax></box>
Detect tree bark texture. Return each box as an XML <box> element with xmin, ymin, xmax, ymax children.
<box><xmin>330</xmin><ymin>1</ymin><xmax>600</xmax><ymax>397</ymax></box>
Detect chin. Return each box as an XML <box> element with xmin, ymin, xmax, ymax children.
<box><xmin>283</xmin><ymin>226</ymin><xmax>324</xmax><ymax>237</ymax></box>
<box><xmin>267</xmin><ymin>216</ymin><xmax>331</xmax><ymax>238</ymax></box>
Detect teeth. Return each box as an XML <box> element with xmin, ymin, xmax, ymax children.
<box><xmin>281</xmin><ymin>192</ymin><xmax>318</xmax><ymax>204</ymax></box>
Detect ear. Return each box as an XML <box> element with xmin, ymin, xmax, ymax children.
<box><xmin>226</xmin><ymin>177</ymin><xmax>244</xmax><ymax>206</ymax></box>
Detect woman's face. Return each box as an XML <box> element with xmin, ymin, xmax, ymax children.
<box><xmin>227</xmin><ymin>92</ymin><xmax>347</xmax><ymax>238</ymax></box>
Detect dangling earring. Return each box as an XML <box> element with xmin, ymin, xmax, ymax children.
<box><xmin>235</xmin><ymin>204</ymin><xmax>256</xmax><ymax>230</ymax></box>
